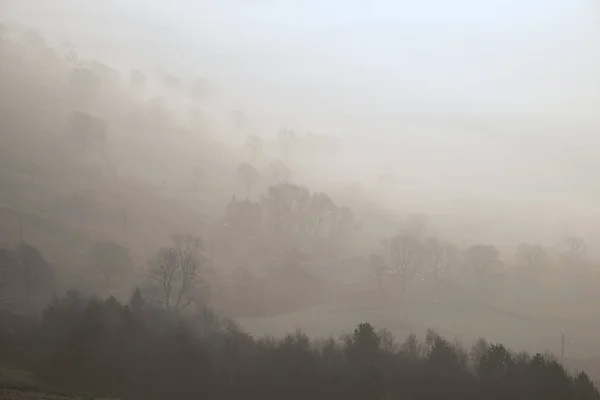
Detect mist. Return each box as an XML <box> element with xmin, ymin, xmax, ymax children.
<box><xmin>3</xmin><ymin>1</ymin><xmax>600</xmax><ymax>399</ymax></box>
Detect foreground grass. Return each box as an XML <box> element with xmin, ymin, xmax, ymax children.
<box><xmin>0</xmin><ymin>389</ymin><xmax>117</xmax><ymax>400</ymax></box>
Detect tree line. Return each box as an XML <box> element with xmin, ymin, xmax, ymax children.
<box><xmin>1</xmin><ymin>289</ymin><xmax>598</xmax><ymax>400</ymax></box>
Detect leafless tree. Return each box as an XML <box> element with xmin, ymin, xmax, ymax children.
<box><xmin>516</xmin><ymin>243</ymin><xmax>547</xmax><ymax>270</ymax></box>
<box><xmin>148</xmin><ymin>234</ymin><xmax>209</xmax><ymax>313</ymax></box>
<box><xmin>465</xmin><ymin>244</ymin><xmax>502</xmax><ymax>280</ymax></box>
<box><xmin>426</xmin><ymin>238</ymin><xmax>458</xmax><ymax>281</ymax></box>
<box><xmin>382</xmin><ymin>234</ymin><xmax>426</xmax><ymax>292</ymax></box>
<box><xmin>560</xmin><ymin>236</ymin><xmax>586</xmax><ymax>266</ymax></box>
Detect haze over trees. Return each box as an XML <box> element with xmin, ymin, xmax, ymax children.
<box><xmin>3</xmin><ymin>7</ymin><xmax>600</xmax><ymax>400</ymax></box>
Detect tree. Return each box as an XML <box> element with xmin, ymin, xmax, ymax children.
<box><xmin>245</xmin><ymin>134</ymin><xmax>263</xmax><ymax>161</ymax></box>
<box><xmin>267</xmin><ymin>160</ymin><xmax>293</xmax><ymax>184</ymax></box>
<box><xmin>351</xmin><ymin>322</ymin><xmax>381</xmax><ymax>351</ymax></box>
<box><xmin>332</xmin><ymin>206</ymin><xmax>355</xmax><ymax>235</ymax></box>
<box><xmin>478</xmin><ymin>343</ymin><xmax>515</xmax><ymax>380</ymax></box>
<box><xmin>308</xmin><ymin>192</ymin><xmax>338</xmax><ymax>237</ymax></box>
<box><xmin>148</xmin><ymin>234</ymin><xmax>209</xmax><ymax>313</ymax></box>
<box><xmin>12</xmin><ymin>243</ymin><xmax>54</xmax><ymax>309</ymax></box>
<box><xmin>262</xmin><ymin>183</ymin><xmax>311</xmax><ymax>234</ymax></box>
<box><xmin>278</xmin><ymin>127</ymin><xmax>296</xmax><ymax>160</ymax></box>
<box><xmin>129</xmin><ymin>286</ymin><xmax>145</xmax><ymax>314</ymax></box>
<box><xmin>162</xmin><ymin>72</ymin><xmax>182</xmax><ymax>91</ymax></box>
<box><xmin>381</xmin><ymin>234</ymin><xmax>426</xmax><ymax>292</ymax></box>
<box><xmin>0</xmin><ymin>248</ymin><xmax>16</xmax><ymax>306</ymax></box>
<box><xmin>88</xmin><ymin>60</ymin><xmax>120</xmax><ymax>86</ymax></box>
<box><xmin>425</xmin><ymin>238</ymin><xmax>458</xmax><ymax>281</ymax></box>
<box><xmin>465</xmin><ymin>244</ymin><xmax>502</xmax><ymax>283</ymax></box>
<box><xmin>224</xmin><ymin>195</ymin><xmax>262</xmax><ymax>236</ymax></box>
<box><xmin>61</xmin><ymin>41</ymin><xmax>80</xmax><ymax>66</ymax></box>
<box><xmin>67</xmin><ymin>111</ymin><xmax>108</xmax><ymax>151</ymax></box>
<box><xmin>560</xmin><ymin>236</ymin><xmax>586</xmax><ymax>266</ymax></box>
<box><xmin>516</xmin><ymin>243</ymin><xmax>546</xmax><ymax>270</ymax></box>
<box><xmin>236</xmin><ymin>163</ymin><xmax>260</xmax><ymax>194</ymax></box>
<box><xmin>88</xmin><ymin>241</ymin><xmax>132</xmax><ymax>287</ymax></box>
<box><xmin>69</xmin><ymin>68</ymin><xmax>102</xmax><ymax>91</ymax></box>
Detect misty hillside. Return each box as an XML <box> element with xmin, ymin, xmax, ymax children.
<box><xmin>3</xmin><ymin>6</ymin><xmax>600</xmax><ymax>398</ymax></box>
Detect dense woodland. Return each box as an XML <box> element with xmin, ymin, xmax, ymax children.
<box><xmin>1</xmin><ymin>21</ymin><xmax>600</xmax><ymax>399</ymax></box>
<box><xmin>1</xmin><ymin>289</ymin><xmax>599</xmax><ymax>400</ymax></box>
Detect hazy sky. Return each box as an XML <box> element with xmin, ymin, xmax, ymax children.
<box><xmin>8</xmin><ymin>0</ymin><xmax>600</xmax><ymax>117</ymax></box>
<box><xmin>6</xmin><ymin>0</ymin><xmax>600</xmax><ymax>200</ymax></box>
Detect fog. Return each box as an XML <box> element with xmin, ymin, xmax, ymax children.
<box><xmin>3</xmin><ymin>1</ymin><xmax>600</xmax><ymax>397</ymax></box>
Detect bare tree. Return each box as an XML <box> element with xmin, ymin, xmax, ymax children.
<box><xmin>382</xmin><ymin>234</ymin><xmax>425</xmax><ymax>292</ymax></box>
<box><xmin>516</xmin><ymin>243</ymin><xmax>547</xmax><ymax>270</ymax></box>
<box><xmin>426</xmin><ymin>238</ymin><xmax>458</xmax><ymax>281</ymax></box>
<box><xmin>148</xmin><ymin>234</ymin><xmax>209</xmax><ymax>313</ymax></box>
<box><xmin>465</xmin><ymin>244</ymin><xmax>502</xmax><ymax>281</ymax></box>
<box><xmin>560</xmin><ymin>236</ymin><xmax>586</xmax><ymax>266</ymax></box>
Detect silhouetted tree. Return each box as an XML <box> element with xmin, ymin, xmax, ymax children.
<box><xmin>382</xmin><ymin>234</ymin><xmax>426</xmax><ymax>292</ymax></box>
<box><xmin>67</xmin><ymin>111</ymin><xmax>107</xmax><ymax>151</ymax></box>
<box><xmin>425</xmin><ymin>238</ymin><xmax>459</xmax><ymax>281</ymax></box>
<box><xmin>465</xmin><ymin>244</ymin><xmax>502</xmax><ymax>282</ymax></box>
<box><xmin>148</xmin><ymin>234</ymin><xmax>210</xmax><ymax>313</ymax></box>
<box><xmin>12</xmin><ymin>243</ymin><xmax>54</xmax><ymax>309</ymax></box>
<box><xmin>129</xmin><ymin>286</ymin><xmax>145</xmax><ymax>314</ymax></box>
<box><xmin>516</xmin><ymin>243</ymin><xmax>547</xmax><ymax>270</ymax></box>
<box><xmin>69</xmin><ymin>68</ymin><xmax>102</xmax><ymax>91</ymax></box>
<box><xmin>162</xmin><ymin>71</ymin><xmax>182</xmax><ymax>91</ymax></box>
<box><xmin>561</xmin><ymin>236</ymin><xmax>587</xmax><ymax>266</ymax></box>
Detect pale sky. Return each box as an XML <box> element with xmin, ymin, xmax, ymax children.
<box><xmin>5</xmin><ymin>0</ymin><xmax>600</xmax><ymax>199</ymax></box>
<box><xmin>8</xmin><ymin>0</ymin><xmax>599</xmax><ymax>117</ymax></box>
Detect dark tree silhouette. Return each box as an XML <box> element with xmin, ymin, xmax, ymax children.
<box><xmin>148</xmin><ymin>234</ymin><xmax>210</xmax><ymax>313</ymax></box>
<box><xmin>382</xmin><ymin>234</ymin><xmax>426</xmax><ymax>292</ymax></box>
<box><xmin>560</xmin><ymin>236</ymin><xmax>586</xmax><ymax>266</ymax></box>
<box><xmin>465</xmin><ymin>244</ymin><xmax>502</xmax><ymax>282</ymax></box>
<box><xmin>516</xmin><ymin>243</ymin><xmax>547</xmax><ymax>270</ymax></box>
